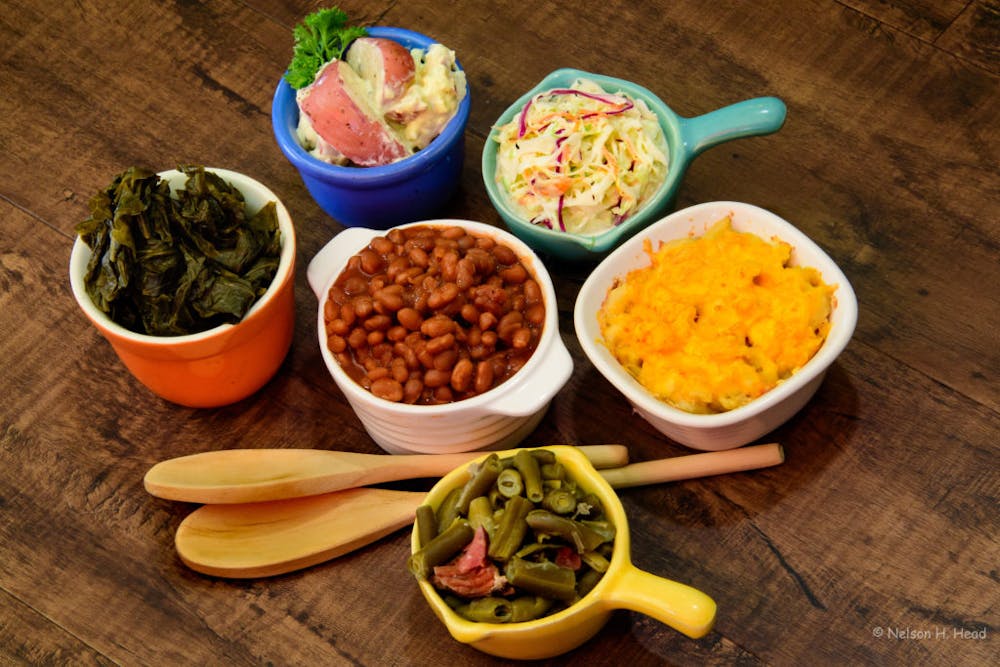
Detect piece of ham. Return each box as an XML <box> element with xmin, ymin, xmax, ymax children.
<box><xmin>431</xmin><ymin>526</ymin><xmax>508</xmax><ymax>598</ymax></box>
<box><xmin>554</xmin><ymin>546</ymin><xmax>581</xmax><ymax>571</ymax></box>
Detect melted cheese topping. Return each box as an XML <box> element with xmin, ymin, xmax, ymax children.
<box><xmin>597</xmin><ymin>217</ymin><xmax>836</xmax><ymax>414</ymax></box>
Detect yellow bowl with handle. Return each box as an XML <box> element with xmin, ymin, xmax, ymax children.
<box><xmin>409</xmin><ymin>445</ymin><xmax>716</xmax><ymax>659</ymax></box>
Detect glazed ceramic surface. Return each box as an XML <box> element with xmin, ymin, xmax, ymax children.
<box><xmin>411</xmin><ymin>445</ymin><xmax>716</xmax><ymax>659</ymax></box>
<box><xmin>69</xmin><ymin>168</ymin><xmax>296</xmax><ymax>408</ymax></box>
<box><xmin>307</xmin><ymin>220</ymin><xmax>572</xmax><ymax>454</ymax></box>
<box><xmin>272</xmin><ymin>27</ymin><xmax>471</xmax><ymax>229</ymax></box>
<box><xmin>574</xmin><ymin>201</ymin><xmax>857</xmax><ymax>450</ymax></box>
<box><xmin>482</xmin><ymin>68</ymin><xmax>786</xmax><ymax>261</ymax></box>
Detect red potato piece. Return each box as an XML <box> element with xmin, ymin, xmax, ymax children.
<box><xmin>299</xmin><ymin>59</ymin><xmax>408</xmax><ymax>167</ymax></box>
<box><xmin>346</xmin><ymin>37</ymin><xmax>416</xmax><ymax>109</ymax></box>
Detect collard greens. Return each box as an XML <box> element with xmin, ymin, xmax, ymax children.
<box><xmin>76</xmin><ymin>165</ymin><xmax>282</xmax><ymax>336</ymax></box>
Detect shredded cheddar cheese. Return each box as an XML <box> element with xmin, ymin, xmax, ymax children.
<box><xmin>597</xmin><ymin>217</ymin><xmax>836</xmax><ymax>414</ymax></box>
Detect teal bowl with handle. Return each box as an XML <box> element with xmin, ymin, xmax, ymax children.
<box><xmin>481</xmin><ymin>68</ymin><xmax>786</xmax><ymax>261</ymax></box>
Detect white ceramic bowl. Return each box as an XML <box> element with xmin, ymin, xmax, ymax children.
<box><xmin>307</xmin><ymin>219</ymin><xmax>573</xmax><ymax>454</ymax></box>
<box><xmin>574</xmin><ymin>201</ymin><xmax>857</xmax><ymax>450</ymax></box>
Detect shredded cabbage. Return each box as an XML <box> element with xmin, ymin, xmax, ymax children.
<box><xmin>493</xmin><ymin>78</ymin><xmax>669</xmax><ymax>236</ymax></box>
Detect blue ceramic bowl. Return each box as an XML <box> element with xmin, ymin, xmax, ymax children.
<box><xmin>272</xmin><ymin>27</ymin><xmax>471</xmax><ymax>228</ymax></box>
<box><xmin>482</xmin><ymin>68</ymin><xmax>786</xmax><ymax>261</ymax></box>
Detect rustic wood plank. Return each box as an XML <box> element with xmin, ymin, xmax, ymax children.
<box><xmin>839</xmin><ymin>0</ymin><xmax>971</xmax><ymax>41</ymax></box>
<box><xmin>0</xmin><ymin>590</ymin><xmax>115</xmax><ymax>666</ymax></box>
<box><xmin>1</xmin><ymin>0</ymin><xmax>996</xmax><ymax>665</ymax></box>
<box><xmin>937</xmin><ymin>0</ymin><xmax>1000</xmax><ymax>74</ymax></box>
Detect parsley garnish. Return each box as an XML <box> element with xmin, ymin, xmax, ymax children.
<box><xmin>284</xmin><ymin>7</ymin><xmax>367</xmax><ymax>90</ymax></box>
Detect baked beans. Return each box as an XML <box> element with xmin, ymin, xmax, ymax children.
<box><xmin>325</xmin><ymin>225</ymin><xmax>545</xmax><ymax>404</ymax></box>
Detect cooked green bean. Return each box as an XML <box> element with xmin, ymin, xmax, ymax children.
<box><xmin>581</xmin><ymin>549</ymin><xmax>610</xmax><ymax>573</ymax></box>
<box><xmin>510</xmin><ymin>596</ymin><xmax>554</xmax><ymax>622</ymax></box>
<box><xmin>525</xmin><ymin>509</ymin><xmax>607</xmax><ymax>552</ymax></box>
<box><xmin>514</xmin><ymin>449</ymin><xmax>544</xmax><ymax>503</ymax></box>
<box><xmin>408</xmin><ymin>519</ymin><xmax>474</xmax><ymax>579</ymax></box>
<box><xmin>540</xmin><ymin>461</ymin><xmax>565</xmax><ymax>480</ymax></box>
<box><xmin>496</xmin><ymin>467</ymin><xmax>524</xmax><ymax>498</ymax></box>
<box><xmin>456</xmin><ymin>453</ymin><xmax>502</xmax><ymax>514</ymax></box>
<box><xmin>415</xmin><ymin>504</ymin><xmax>437</xmax><ymax>548</ymax></box>
<box><xmin>487</xmin><ymin>494</ymin><xmax>533</xmax><ymax>561</ymax></box>
<box><xmin>542</xmin><ymin>488</ymin><xmax>577</xmax><ymax>515</ymax></box>
<box><xmin>456</xmin><ymin>596</ymin><xmax>514</xmax><ymax>623</ymax></box>
<box><xmin>580</xmin><ymin>520</ymin><xmax>616</xmax><ymax>543</ymax></box>
<box><xmin>528</xmin><ymin>448</ymin><xmax>556</xmax><ymax>465</ymax></box>
<box><xmin>468</xmin><ymin>495</ymin><xmax>494</xmax><ymax>536</ymax></box>
<box><xmin>576</xmin><ymin>568</ymin><xmax>604</xmax><ymax>598</ymax></box>
<box><xmin>505</xmin><ymin>557</ymin><xmax>577</xmax><ymax>601</ymax></box>
<box><xmin>435</xmin><ymin>486</ymin><xmax>463</xmax><ymax>533</ymax></box>
<box><xmin>443</xmin><ymin>594</ymin><xmax>464</xmax><ymax>611</ymax></box>
<box><xmin>513</xmin><ymin>542</ymin><xmax>551</xmax><ymax>559</ymax></box>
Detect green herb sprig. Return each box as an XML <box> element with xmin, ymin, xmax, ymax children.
<box><xmin>284</xmin><ymin>7</ymin><xmax>367</xmax><ymax>90</ymax></box>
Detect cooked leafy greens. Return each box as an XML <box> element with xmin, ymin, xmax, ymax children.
<box><xmin>76</xmin><ymin>165</ymin><xmax>282</xmax><ymax>336</ymax></box>
<box><xmin>284</xmin><ymin>7</ymin><xmax>368</xmax><ymax>90</ymax></box>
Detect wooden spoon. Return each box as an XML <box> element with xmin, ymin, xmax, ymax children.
<box><xmin>175</xmin><ymin>443</ymin><xmax>784</xmax><ymax>578</ymax></box>
<box><xmin>145</xmin><ymin>444</ymin><xmax>630</xmax><ymax>504</ymax></box>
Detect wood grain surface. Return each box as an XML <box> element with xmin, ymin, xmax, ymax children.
<box><xmin>1</xmin><ymin>1</ymin><xmax>997</xmax><ymax>665</ymax></box>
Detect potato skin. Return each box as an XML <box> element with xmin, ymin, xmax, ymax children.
<box><xmin>346</xmin><ymin>37</ymin><xmax>416</xmax><ymax>109</ymax></box>
<box><xmin>299</xmin><ymin>59</ymin><xmax>409</xmax><ymax>167</ymax></box>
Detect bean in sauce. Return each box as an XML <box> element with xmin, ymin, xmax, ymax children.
<box><xmin>325</xmin><ymin>225</ymin><xmax>545</xmax><ymax>404</ymax></box>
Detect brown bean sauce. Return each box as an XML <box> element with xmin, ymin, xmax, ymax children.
<box><xmin>325</xmin><ymin>225</ymin><xmax>546</xmax><ymax>404</ymax></box>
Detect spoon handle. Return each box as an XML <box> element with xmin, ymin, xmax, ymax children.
<box><xmin>145</xmin><ymin>444</ymin><xmax>629</xmax><ymax>504</ymax></box>
<box><xmin>599</xmin><ymin>443</ymin><xmax>783</xmax><ymax>488</ymax></box>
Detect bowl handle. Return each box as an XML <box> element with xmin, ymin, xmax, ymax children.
<box><xmin>679</xmin><ymin>96</ymin><xmax>786</xmax><ymax>158</ymax></box>
<box><xmin>605</xmin><ymin>565</ymin><xmax>717</xmax><ymax>639</ymax></box>
<box><xmin>306</xmin><ymin>227</ymin><xmax>381</xmax><ymax>299</ymax></box>
<box><xmin>482</xmin><ymin>335</ymin><xmax>574</xmax><ymax>417</ymax></box>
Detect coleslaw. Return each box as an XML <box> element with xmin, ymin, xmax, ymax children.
<box><xmin>493</xmin><ymin>78</ymin><xmax>669</xmax><ymax>236</ymax></box>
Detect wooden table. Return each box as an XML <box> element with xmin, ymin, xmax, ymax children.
<box><xmin>2</xmin><ymin>1</ymin><xmax>996</xmax><ymax>664</ymax></box>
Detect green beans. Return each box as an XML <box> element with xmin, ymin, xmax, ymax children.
<box><xmin>525</xmin><ymin>510</ymin><xmax>608</xmax><ymax>553</ymax></box>
<box><xmin>510</xmin><ymin>596</ymin><xmax>554</xmax><ymax>622</ymax></box>
<box><xmin>540</xmin><ymin>461</ymin><xmax>565</xmax><ymax>481</ymax></box>
<box><xmin>542</xmin><ymin>488</ymin><xmax>577</xmax><ymax>515</ymax></box>
<box><xmin>506</xmin><ymin>557</ymin><xmax>577</xmax><ymax>601</ymax></box>
<box><xmin>488</xmin><ymin>495</ymin><xmax>533</xmax><ymax>562</ymax></box>
<box><xmin>514</xmin><ymin>449</ymin><xmax>544</xmax><ymax>503</ymax></box>
<box><xmin>576</xmin><ymin>568</ymin><xmax>603</xmax><ymax>598</ymax></box>
<box><xmin>529</xmin><ymin>449</ymin><xmax>556</xmax><ymax>465</ymax></box>
<box><xmin>453</xmin><ymin>595</ymin><xmax>554</xmax><ymax>623</ymax></box>
<box><xmin>435</xmin><ymin>486</ymin><xmax>462</xmax><ymax>533</ymax></box>
<box><xmin>456</xmin><ymin>596</ymin><xmax>513</xmax><ymax>622</ymax></box>
<box><xmin>410</xmin><ymin>448</ymin><xmax>617</xmax><ymax>624</ymax></box>
<box><xmin>496</xmin><ymin>468</ymin><xmax>524</xmax><ymax>498</ymax></box>
<box><xmin>581</xmin><ymin>549</ymin><xmax>610</xmax><ymax>574</ymax></box>
<box><xmin>408</xmin><ymin>518</ymin><xmax>474</xmax><ymax>579</ymax></box>
<box><xmin>455</xmin><ymin>453</ymin><xmax>501</xmax><ymax>514</ymax></box>
<box><xmin>415</xmin><ymin>504</ymin><xmax>438</xmax><ymax>548</ymax></box>
<box><xmin>467</xmin><ymin>495</ymin><xmax>494</xmax><ymax>537</ymax></box>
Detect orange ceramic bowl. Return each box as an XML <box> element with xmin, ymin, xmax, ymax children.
<box><xmin>69</xmin><ymin>168</ymin><xmax>296</xmax><ymax>408</ymax></box>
